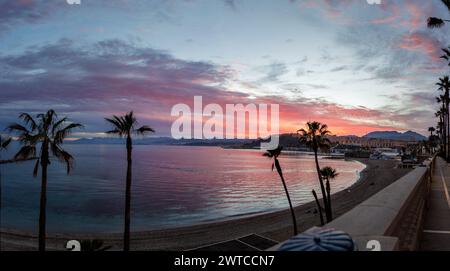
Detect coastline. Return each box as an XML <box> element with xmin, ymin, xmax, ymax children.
<box><xmin>0</xmin><ymin>158</ymin><xmax>411</xmax><ymax>251</ymax></box>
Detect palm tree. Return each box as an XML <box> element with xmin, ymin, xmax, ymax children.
<box><xmin>105</xmin><ymin>111</ymin><xmax>154</xmax><ymax>251</ymax></box>
<box><xmin>436</xmin><ymin>108</ymin><xmax>445</xmax><ymax>154</ymax></box>
<box><xmin>320</xmin><ymin>167</ymin><xmax>338</xmax><ymax>221</ymax></box>
<box><xmin>298</xmin><ymin>122</ymin><xmax>332</xmax><ymax>223</ymax></box>
<box><xmin>429</xmin><ymin>127</ymin><xmax>436</xmax><ymax>138</ymax></box>
<box><xmin>263</xmin><ymin>146</ymin><xmax>298</xmax><ymax>235</ymax></box>
<box><xmin>0</xmin><ymin>135</ymin><xmax>12</xmax><ymax>214</ymax></box>
<box><xmin>429</xmin><ymin>127</ymin><xmax>437</xmax><ymax>154</ymax></box>
<box><xmin>437</xmin><ymin>92</ymin><xmax>447</xmax><ymax>159</ymax></box>
<box><xmin>7</xmin><ymin>110</ymin><xmax>82</xmax><ymax>251</ymax></box>
<box><xmin>427</xmin><ymin>0</ymin><xmax>450</xmax><ymax>28</ymax></box>
<box><xmin>437</xmin><ymin>76</ymin><xmax>450</xmax><ymax>160</ymax></box>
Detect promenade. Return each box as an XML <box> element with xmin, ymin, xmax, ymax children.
<box><xmin>420</xmin><ymin>157</ymin><xmax>450</xmax><ymax>251</ymax></box>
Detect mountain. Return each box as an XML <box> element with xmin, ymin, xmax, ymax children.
<box><xmin>363</xmin><ymin>131</ymin><xmax>426</xmax><ymax>141</ymax></box>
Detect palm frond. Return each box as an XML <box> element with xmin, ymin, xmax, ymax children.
<box><xmin>320</xmin><ymin>166</ymin><xmax>339</xmax><ymax>180</ymax></box>
<box><xmin>105</xmin><ymin>129</ymin><xmax>121</xmax><ymax>135</ymax></box>
<box><xmin>320</xmin><ymin>129</ymin><xmax>331</xmax><ymax>137</ymax></box>
<box><xmin>105</xmin><ymin>116</ymin><xmax>127</xmax><ymax>136</ymax></box>
<box><xmin>1</xmin><ymin>137</ymin><xmax>12</xmax><ymax>149</ymax></box>
<box><xmin>105</xmin><ymin>126</ymin><xmax>122</xmax><ymax>135</ymax></box>
<box><xmin>125</xmin><ymin>112</ymin><xmax>136</xmax><ymax>127</ymax></box>
<box><xmin>54</xmin><ymin>122</ymin><xmax>83</xmax><ymax>144</ymax></box>
<box><xmin>106</xmin><ymin>112</ymin><xmax>146</xmax><ymax>137</ymax></box>
<box><xmin>263</xmin><ymin>146</ymin><xmax>283</xmax><ymax>158</ymax></box>
<box><xmin>319</xmin><ymin>123</ymin><xmax>328</xmax><ymax>131</ymax></box>
<box><xmin>428</xmin><ymin>17</ymin><xmax>445</xmax><ymax>28</ymax></box>
<box><xmin>113</xmin><ymin>115</ymin><xmax>126</xmax><ymax>128</ymax></box>
<box><xmin>51</xmin><ymin>117</ymin><xmax>68</xmax><ymax>135</ymax></box>
<box><xmin>14</xmin><ymin>145</ymin><xmax>36</xmax><ymax>160</ymax></box>
<box><xmin>33</xmin><ymin>159</ymin><xmax>40</xmax><ymax>177</ymax></box>
<box><xmin>7</xmin><ymin>123</ymin><xmax>30</xmax><ymax>134</ymax></box>
<box><xmin>37</xmin><ymin>109</ymin><xmax>56</xmax><ymax>131</ymax></box>
<box><xmin>317</xmin><ymin>138</ymin><xmax>331</xmax><ymax>152</ymax></box>
<box><xmin>135</xmin><ymin>125</ymin><xmax>155</xmax><ymax>135</ymax></box>
<box><xmin>18</xmin><ymin>133</ymin><xmax>42</xmax><ymax>145</ymax></box>
<box><xmin>51</xmin><ymin>143</ymin><xmax>74</xmax><ymax>174</ymax></box>
<box><xmin>46</xmin><ymin>109</ymin><xmax>57</xmax><ymax>124</ymax></box>
<box><xmin>19</xmin><ymin>113</ymin><xmax>38</xmax><ymax>131</ymax></box>
<box><xmin>105</xmin><ymin>117</ymin><xmax>120</xmax><ymax>128</ymax></box>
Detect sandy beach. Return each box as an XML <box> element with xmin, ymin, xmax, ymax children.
<box><xmin>0</xmin><ymin>158</ymin><xmax>411</xmax><ymax>251</ymax></box>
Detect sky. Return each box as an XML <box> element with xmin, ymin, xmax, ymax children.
<box><xmin>1</xmin><ymin>0</ymin><xmax>450</xmax><ymax>138</ymax></box>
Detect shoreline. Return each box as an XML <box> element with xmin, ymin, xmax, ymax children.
<box><xmin>0</xmin><ymin>158</ymin><xmax>410</xmax><ymax>251</ymax></box>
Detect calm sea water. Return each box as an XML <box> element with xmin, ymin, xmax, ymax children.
<box><xmin>0</xmin><ymin>144</ymin><xmax>365</xmax><ymax>233</ymax></box>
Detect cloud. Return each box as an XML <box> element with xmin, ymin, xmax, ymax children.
<box><xmin>257</xmin><ymin>62</ymin><xmax>289</xmax><ymax>83</ymax></box>
<box><xmin>0</xmin><ymin>38</ymin><xmax>234</xmax><ymax>131</ymax></box>
<box><xmin>398</xmin><ymin>31</ymin><xmax>443</xmax><ymax>61</ymax></box>
<box><xmin>0</xmin><ymin>38</ymin><xmax>425</xmax><ymax>136</ymax></box>
<box><xmin>0</xmin><ymin>0</ymin><xmax>65</xmax><ymax>32</ymax></box>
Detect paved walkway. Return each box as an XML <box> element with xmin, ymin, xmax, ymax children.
<box><xmin>420</xmin><ymin>157</ymin><xmax>450</xmax><ymax>251</ymax></box>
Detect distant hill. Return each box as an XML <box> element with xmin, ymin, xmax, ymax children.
<box><xmin>66</xmin><ymin>130</ymin><xmax>427</xmax><ymax>148</ymax></box>
<box><xmin>66</xmin><ymin>137</ymin><xmax>254</xmax><ymax>147</ymax></box>
<box><xmin>363</xmin><ymin>131</ymin><xmax>426</xmax><ymax>141</ymax></box>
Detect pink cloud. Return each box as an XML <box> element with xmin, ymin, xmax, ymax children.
<box><xmin>398</xmin><ymin>32</ymin><xmax>442</xmax><ymax>61</ymax></box>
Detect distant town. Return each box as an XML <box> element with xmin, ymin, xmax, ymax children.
<box><xmin>68</xmin><ymin>130</ymin><xmax>427</xmax><ymax>158</ymax></box>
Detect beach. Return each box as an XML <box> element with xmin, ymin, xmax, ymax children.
<box><xmin>0</xmin><ymin>158</ymin><xmax>411</xmax><ymax>251</ymax></box>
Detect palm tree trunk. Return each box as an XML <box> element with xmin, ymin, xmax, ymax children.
<box><xmin>38</xmin><ymin>146</ymin><xmax>48</xmax><ymax>251</ymax></box>
<box><xmin>123</xmin><ymin>136</ymin><xmax>132</xmax><ymax>251</ymax></box>
<box><xmin>326</xmin><ymin>179</ymin><xmax>332</xmax><ymax>221</ymax></box>
<box><xmin>274</xmin><ymin>158</ymin><xmax>298</xmax><ymax>236</ymax></box>
<box><xmin>444</xmin><ymin>117</ymin><xmax>446</xmax><ymax>159</ymax></box>
<box><xmin>0</xmin><ymin>156</ymin><xmax>3</xmax><ymax>222</ymax></box>
<box><xmin>447</xmin><ymin>105</ymin><xmax>449</xmax><ymax>161</ymax></box>
<box><xmin>441</xmin><ymin>115</ymin><xmax>444</xmax><ymax>152</ymax></box>
<box><xmin>0</xmin><ymin>153</ymin><xmax>2</xmax><ymax>215</ymax></box>
<box><xmin>313</xmin><ymin>149</ymin><xmax>330</xmax><ymax>222</ymax></box>
<box><xmin>0</xmin><ymin>138</ymin><xmax>2</xmax><ymax>217</ymax></box>
<box><xmin>312</xmin><ymin>190</ymin><xmax>324</xmax><ymax>226</ymax></box>
<box><xmin>442</xmin><ymin>102</ymin><xmax>447</xmax><ymax>160</ymax></box>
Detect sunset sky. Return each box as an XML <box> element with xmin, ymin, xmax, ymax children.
<box><xmin>1</xmin><ymin>0</ymin><xmax>450</xmax><ymax>137</ymax></box>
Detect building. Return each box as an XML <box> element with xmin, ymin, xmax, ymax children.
<box><xmin>328</xmin><ymin>136</ymin><xmax>413</xmax><ymax>149</ymax></box>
